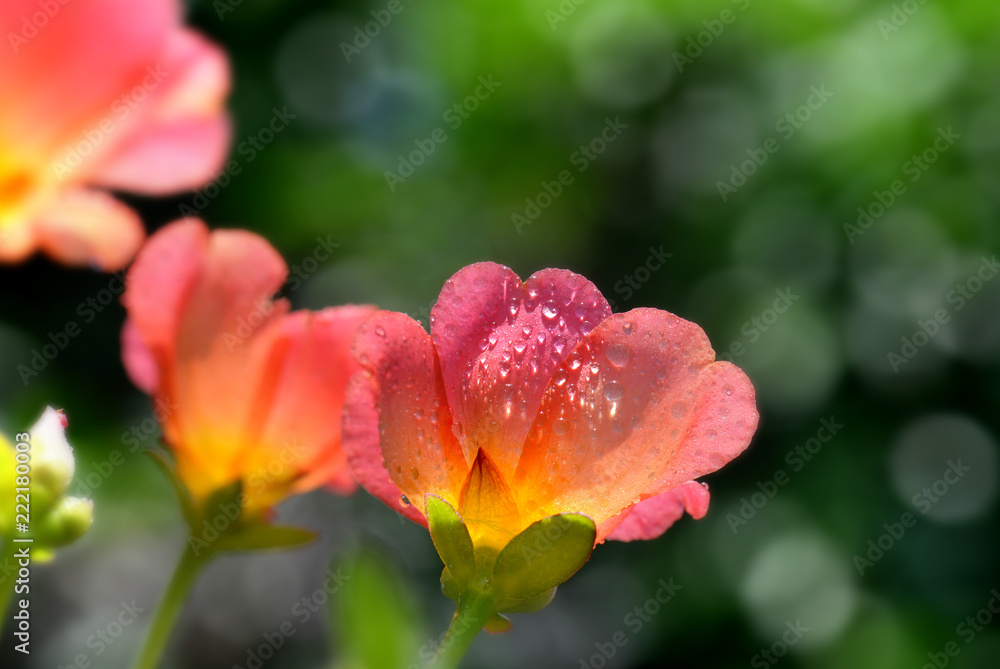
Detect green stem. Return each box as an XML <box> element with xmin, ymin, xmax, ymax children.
<box><xmin>130</xmin><ymin>541</ymin><xmax>214</xmax><ymax>669</ymax></box>
<box><xmin>430</xmin><ymin>593</ymin><xmax>495</xmax><ymax>669</ymax></box>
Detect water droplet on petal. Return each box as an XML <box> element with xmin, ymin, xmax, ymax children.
<box><xmin>622</xmin><ymin>321</ymin><xmax>635</xmax><ymax>335</ymax></box>
<box><xmin>568</xmin><ymin>356</ymin><xmax>582</xmax><ymax>370</ymax></box>
<box><xmin>374</xmin><ymin>325</ymin><xmax>386</xmax><ymax>337</ymax></box>
<box><xmin>671</xmin><ymin>401</ymin><xmax>687</xmax><ymax>419</ymax></box>
<box><xmin>488</xmin><ymin>332</ymin><xmax>499</xmax><ymax>347</ymax></box>
<box><xmin>542</xmin><ymin>301</ymin><xmax>559</xmax><ymax>319</ymax></box>
<box><xmin>723</xmin><ymin>384</ymin><xmax>735</xmax><ymax>396</ymax></box>
<box><xmin>514</xmin><ymin>340</ymin><xmax>528</xmax><ymax>354</ymax></box>
<box><xmin>603</xmin><ymin>381</ymin><xmax>624</xmax><ymax>401</ymax></box>
<box><xmin>400</xmin><ymin>494</ymin><xmax>411</xmax><ymax>507</ymax></box>
<box><xmin>606</xmin><ymin>343</ymin><xmax>631</xmax><ymax>367</ymax></box>
<box><xmin>589</xmin><ymin>361</ymin><xmax>600</xmax><ymax>374</ymax></box>
<box><xmin>536</xmin><ymin>331</ymin><xmax>546</xmax><ymax>345</ymax></box>
<box><xmin>553</xmin><ymin>418</ymin><xmax>569</xmax><ymax>435</ymax></box>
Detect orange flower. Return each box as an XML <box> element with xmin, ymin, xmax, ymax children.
<box><xmin>121</xmin><ymin>219</ymin><xmax>374</xmax><ymax>516</ymax></box>
<box><xmin>0</xmin><ymin>0</ymin><xmax>230</xmax><ymax>270</ymax></box>
<box><xmin>344</xmin><ymin>262</ymin><xmax>758</xmax><ymax>554</ymax></box>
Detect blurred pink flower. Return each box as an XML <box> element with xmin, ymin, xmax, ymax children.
<box><xmin>121</xmin><ymin>219</ymin><xmax>374</xmax><ymax>515</ymax></box>
<box><xmin>0</xmin><ymin>0</ymin><xmax>230</xmax><ymax>270</ymax></box>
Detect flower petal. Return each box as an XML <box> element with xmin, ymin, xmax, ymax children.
<box><xmin>248</xmin><ymin>306</ymin><xmax>377</xmax><ymax>497</ymax></box>
<box><xmin>0</xmin><ymin>0</ymin><xmax>179</xmax><ymax>155</ymax></box>
<box><xmin>513</xmin><ymin>308</ymin><xmax>757</xmax><ymax>539</ymax></box>
<box><xmin>121</xmin><ymin>318</ymin><xmax>159</xmax><ymax>394</ymax></box>
<box><xmin>605</xmin><ymin>481</ymin><xmax>710</xmax><ymax>542</ymax></box>
<box><xmin>90</xmin><ymin>30</ymin><xmax>231</xmax><ymax>194</ymax></box>
<box><xmin>122</xmin><ymin>218</ymin><xmax>290</xmax><ymax>498</ymax></box>
<box><xmin>430</xmin><ymin>262</ymin><xmax>611</xmax><ymax>479</ymax></box>
<box><xmin>343</xmin><ymin>311</ymin><xmax>467</xmax><ymax>524</ymax></box>
<box><xmin>32</xmin><ymin>189</ymin><xmax>144</xmax><ymax>270</ymax></box>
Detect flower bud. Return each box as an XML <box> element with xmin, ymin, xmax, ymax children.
<box><xmin>34</xmin><ymin>496</ymin><xmax>94</xmax><ymax>553</ymax></box>
<box><xmin>28</xmin><ymin>407</ymin><xmax>75</xmax><ymax>514</ymax></box>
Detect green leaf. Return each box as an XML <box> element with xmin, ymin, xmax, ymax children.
<box><xmin>492</xmin><ymin>513</ymin><xmax>595</xmax><ymax>604</ymax></box>
<box><xmin>146</xmin><ymin>449</ymin><xmax>196</xmax><ymax>528</ymax></box>
<box><xmin>215</xmin><ymin>524</ymin><xmax>316</xmax><ymax>553</ymax></box>
<box><xmin>333</xmin><ymin>550</ymin><xmax>423</xmax><ymax>669</ymax></box>
<box><xmin>426</xmin><ymin>494</ymin><xmax>476</xmax><ymax>589</ymax></box>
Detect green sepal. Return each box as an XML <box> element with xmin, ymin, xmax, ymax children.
<box><xmin>492</xmin><ymin>513</ymin><xmax>595</xmax><ymax>605</ymax></box>
<box><xmin>146</xmin><ymin>448</ymin><xmax>196</xmax><ymax>528</ymax></box>
<box><xmin>198</xmin><ymin>479</ymin><xmax>243</xmax><ymax>526</ymax></box>
<box><xmin>215</xmin><ymin>524</ymin><xmax>317</xmax><ymax>553</ymax></box>
<box><xmin>426</xmin><ymin>494</ymin><xmax>476</xmax><ymax>590</ymax></box>
<box><xmin>483</xmin><ymin>613</ymin><xmax>512</xmax><ymax>634</ymax></box>
<box><xmin>497</xmin><ymin>587</ymin><xmax>556</xmax><ymax>614</ymax></box>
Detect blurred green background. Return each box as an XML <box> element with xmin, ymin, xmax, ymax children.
<box><xmin>2</xmin><ymin>0</ymin><xmax>1000</xmax><ymax>667</ymax></box>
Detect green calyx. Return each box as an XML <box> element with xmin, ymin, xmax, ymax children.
<box><xmin>425</xmin><ymin>494</ymin><xmax>596</xmax><ymax>630</ymax></box>
<box><xmin>148</xmin><ymin>449</ymin><xmax>316</xmax><ymax>557</ymax></box>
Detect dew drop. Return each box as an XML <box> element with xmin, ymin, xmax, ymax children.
<box><xmin>553</xmin><ymin>418</ymin><xmax>569</xmax><ymax>435</ymax></box>
<box><xmin>588</xmin><ymin>361</ymin><xmax>600</xmax><ymax>375</ymax></box>
<box><xmin>514</xmin><ymin>340</ymin><xmax>528</xmax><ymax>354</ymax></box>
<box><xmin>553</xmin><ymin>337</ymin><xmax>567</xmax><ymax>354</ymax></box>
<box><xmin>522</xmin><ymin>324</ymin><xmax>532</xmax><ymax>336</ymax></box>
<box><xmin>671</xmin><ymin>401</ymin><xmax>687</xmax><ymax>419</ymax></box>
<box><xmin>568</xmin><ymin>357</ymin><xmax>582</xmax><ymax>370</ymax></box>
<box><xmin>606</xmin><ymin>343</ymin><xmax>631</xmax><ymax>367</ymax></box>
<box><xmin>603</xmin><ymin>381</ymin><xmax>624</xmax><ymax>401</ymax></box>
<box><xmin>410</xmin><ymin>466</ymin><xmax>419</xmax><ymax>480</ymax></box>
<box><xmin>622</xmin><ymin>321</ymin><xmax>634</xmax><ymax>335</ymax></box>
<box><xmin>400</xmin><ymin>494</ymin><xmax>411</xmax><ymax>507</ymax></box>
<box><xmin>488</xmin><ymin>332</ymin><xmax>499</xmax><ymax>347</ymax></box>
<box><xmin>536</xmin><ymin>331</ymin><xmax>547</xmax><ymax>345</ymax></box>
<box><xmin>723</xmin><ymin>384</ymin><xmax>735</xmax><ymax>396</ymax></box>
<box><xmin>542</xmin><ymin>301</ymin><xmax>559</xmax><ymax>319</ymax></box>
<box><xmin>374</xmin><ymin>325</ymin><xmax>386</xmax><ymax>337</ymax></box>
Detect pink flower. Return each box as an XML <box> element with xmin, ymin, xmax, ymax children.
<box><xmin>121</xmin><ymin>219</ymin><xmax>374</xmax><ymax>515</ymax></box>
<box><xmin>0</xmin><ymin>0</ymin><xmax>230</xmax><ymax>270</ymax></box>
<box><xmin>343</xmin><ymin>262</ymin><xmax>758</xmax><ymax>554</ymax></box>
